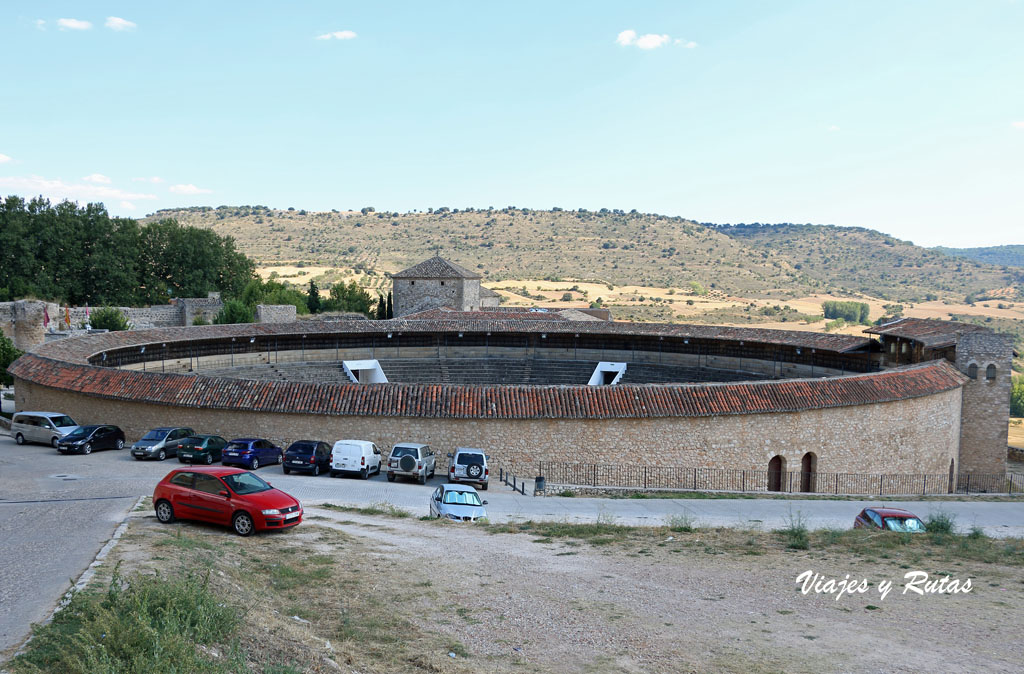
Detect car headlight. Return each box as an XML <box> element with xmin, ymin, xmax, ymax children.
<box><xmin>446</xmin><ymin>513</ymin><xmax>462</xmax><ymax>520</ymax></box>
<box><xmin>261</xmin><ymin>509</ymin><xmax>281</xmax><ymax>516</ymax></box>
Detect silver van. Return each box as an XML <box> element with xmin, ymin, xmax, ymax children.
<box><xmin>12</xmin><ymin>412</ymin><xmax>79</xmax><ymax>447</ymax></box>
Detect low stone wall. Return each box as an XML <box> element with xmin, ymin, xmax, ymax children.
<box><xmin>256</xmin><ymin>304</ymin><xmax>297</xmax><ymax>323</ymax></box>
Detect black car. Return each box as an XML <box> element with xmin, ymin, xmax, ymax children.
<box><xmin>176</xmin><ymin>435</ymin><xmax>228</xmax><ymax>465</ymax></box>
<box><xmin>57</xmin><ymin>425</ymin><xmax>126</xmax><ymax>454</ymax></box>
<box><xmin>282</xmin><ymin>440</ymin><xmax>332</xmax><ymax>476</ymax></box>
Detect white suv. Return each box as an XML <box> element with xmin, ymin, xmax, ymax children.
<box><xmin>447</xmin><ymin>447</ymin><xmax>490</xmax><ymax>490</ymax></box>
<box><xmin>387</xmin><ymin>443</ymin><xmax>436</xmax><ymax>484</ymax></box>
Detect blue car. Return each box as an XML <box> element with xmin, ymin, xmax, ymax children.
<box><xmin>221</xmin><ymin>438</ymin><xmax>283</xmax><ymax>470</ymax></box>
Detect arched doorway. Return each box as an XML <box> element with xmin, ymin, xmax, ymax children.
<box><xmin>948</xmin><ymin>458</ymin><xmax>955</xmax><ymax>494</ymax></box>
<box><xmin>800</xmin><ymin>452</ymin><xmax>817</xmax><ymax>493</ymax></box>
<box><xmin>768</xmin><ymin>455</ymin><xmax>786</xmax><ymax>492</ymax></box>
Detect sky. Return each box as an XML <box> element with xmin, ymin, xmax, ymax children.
<box><xmin>1</xmin><ymin>1</ymin><xmax>1022</xmax><ymax>247</ymax></box>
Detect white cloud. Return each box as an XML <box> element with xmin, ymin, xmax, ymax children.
<box><xmin>105</xmin><ymin>16</ymin><xmax>137</xmax><ymax>31</ymax></box>
<box><xmin>1013</xmin><ymin>121</ymin><xmax>1024</xmax><ymax>129</ymax></box>
<box><xmin>132</xmin><ymin>176</ymin><xmax>164</xmax><ymax>183</ymax></box>
<box><xmin>617</xmin><ymin>29</ymin><xmax>679</xmax><ymax>50</ymax></box>
<box><xmin>616</xmin><ymin>30</ymin><xmax>637</xmax><ymax>46</ymax></box>
<box><xmin>120</xmin><ymin>201</ymin><xmax>136</xmax><ymax>210</ymax></box>
<box><xmin>169</xmin><ymin>183</ymin><xmax>213</xmax><ymax>195</ymax></box>
<box><xmin>57</xmin><ymin>18</ymin><xmax>92</xmax><ymax>31</ymax></box>
<box><xmin>674</xmin><ymin>39</ymin><xmax>698</xmax><ymax>48</ymax></box>
<box><xmin>0</xmin><ymin>153</ymin><xmax>12</xmax><ymax>164</ymax></box>
<box><xmin>35</xmin><ymin>19</ymin><xmax>46</xmax><ymax>30</ymax></box>
<box><xmin>316</xmin><ymin>30</ymin><xmax>357</xmax><ymax>41</ymax></box>
<box><xmin>82</xmin><ymin>173</ymin><xmax>112</xmax><ymax>184</ymax></box>
<box><xmin>0</xmin><ymin>175</ymin><xmax>157</xmax><ymax>204</ymax></box>
<box><xmin>828</xmin><ymin>125</ymin><xmax>841</xmax><ymax>132</ymax></box>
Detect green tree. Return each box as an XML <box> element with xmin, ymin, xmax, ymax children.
<box><xmin>323</xmin><ymin>281</ymin><xmax>374</xmax><ymax>316</ymax></box>
<box><xmin>1012</xmin><ymin>376</ymin><xmax>1024</xmax><ymax>418</ymax></box>
<box><xmin>376</xmin><ymin>293</ymin><xmax>386</xmax><ymax>320</ymax></box>
<box><xmin>306</xmin><ymin>280</ymin><xmax>321</xmax><ymax>314</ymax></box>
<box><xmin>89</xmin><ymin>307</ymin><xmax>131</xmax><ymax>331</ymax></box>
<box><xmin>0</xmin><ymin>334</ymin><xmax>22</xmax><ymax>386</ymax></box>
<box><xmin>386</xmin><ymin>291</ymin><xmax>393</xmax><ymax>319</ymax></box>
<box><xmin>213</xmin><ymin>300</ymin><xmax>254</xmax><ymax>324</ymax></box>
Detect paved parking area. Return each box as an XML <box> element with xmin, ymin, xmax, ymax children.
<box><xmin>2</xmin><ymin>430</ymin><xmax>1024</xmax><ymax>656</ymax></box>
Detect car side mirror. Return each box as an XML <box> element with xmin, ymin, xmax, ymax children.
<box><xmin>218</xmin><ymin>490</ymin><xmax>230</xmax><ymax>498</ymax></box>
<box><xmin>434</xmin><ymin>496</ymin><xmax>441</xmax><ymax>501</ymax></box>
<box><xmin>482</xmin><ymin>500</ymin><xmax>488</xmax><ymax>505</ymax></box>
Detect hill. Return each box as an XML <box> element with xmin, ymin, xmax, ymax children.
<box><xmin>934</xmin><ymin>245</ymin><xmax>1024</xmax><ymax>268</ymax></box>
<box><xmin>141</xmin><ymin>207</ymin><xmax>1022</xmax><ymax>304</ymax></box>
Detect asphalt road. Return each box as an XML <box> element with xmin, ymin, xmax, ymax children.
<box><xmin>2</xmin><ymin>430</ymin><xmax>1024</xmax><ymax>656</ymax></box>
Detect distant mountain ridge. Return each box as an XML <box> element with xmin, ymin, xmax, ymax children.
<box><xmin>933</xmin><ymin>245</ymin><xmax>1024</xmax><ymax>268</ymax></box>
<box><xmin>141</xmin><ymin>207</ymin><xmax>1023</xmax><ymax>304</ymax></box>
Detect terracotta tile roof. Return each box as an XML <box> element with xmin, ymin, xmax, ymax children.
<box><xmin>864</xmin><ymin>318</ymin><xmax>990</xmax><ymax>348</ymax></box>
<box><xmin>9</xmin><ymin>333</ymin><xmax>965</xmax><ymax>420</ymax></box>
<box><xmin>391</xmin><ymin>256</ymin><xmax>481</xmax><ymax>280</ymax></box>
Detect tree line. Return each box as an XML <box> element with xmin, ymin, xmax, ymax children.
<box><xmin>0</xmin><ymin>196</ymin><xmax>254</xmax><ymax>306</ymax></box>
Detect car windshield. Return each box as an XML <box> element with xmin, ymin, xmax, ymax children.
<box><xmin>226</xmin><ymin>442</ymin><xmax>251</xmax><ymax>451</ymax></box>
<box><xmin>391</xmin><ymin>447</ymin><xmax>416</xmax><ymax>458</ymax></box>
<box><xmin>442</xmin><ymin>490</ymin><xmax>482</xmax><ymax>506</ymax></box>
<box><xmin>49</xmin><ymin>415</ymin><xmax>76</xmax><ymax>427</ymax></box>
<box><xmin>456</xmin><ymin>453</ymin><xmax>484</xmax><ymax>465</ymax></box>
<box><xmin>65</xmin><ymin>426</ymin><xmax>95</xmax><ymax>439</ymax></box>
<box><xmin>142</xmin><ymin>429</ymin><xmax>169</xmax><ymax>441</ymax></box>
<box><xmin>222</xmin><ymin>472</ymin><xmax>272</xmax><ymax>495</ymax></box>
<box><xmin>884</xmin><ymin>517</ymin><xmax>925</xmax><ymax>533</ymax></box>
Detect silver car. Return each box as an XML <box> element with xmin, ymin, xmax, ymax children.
<box><xmin>131</xmin><ymin>427</ymin><xmax>195</xmax><ymax>461</ymax></box>
<box><xmin>429</xmin><ymin>484</ymin><xmax>488</xmax><ymax>522</ymax></box>
<box><xmin>446</xmin><ymin>447</ymin><xmax>490</xmax><ymax>490</ymax></box>
<box><xmin>386</xmin><ymin>443</ymin><xmax>436</xmax><ymax>484</ymax></box>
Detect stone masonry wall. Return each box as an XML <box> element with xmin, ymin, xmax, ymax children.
<box><xmin>956</xmin><ymin>332</ymin><xmax>1013</xmax><ymax>474</ymax></box>
<box><xmin>256</xmin><ymin>304</ymin><xmax>297</xmax><ymax>323</ymax></box>
<box><xmin>394</xmin><ymin>278</ymin><xmax>481</xmax><ymax>316</ymax></box>
<box><xmin>14</xmin><ymin>378</ymin><xmax>962</xmax><ymax>485</ymax></box>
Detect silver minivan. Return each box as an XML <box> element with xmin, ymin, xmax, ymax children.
<box><xmin>11</xmin><ymin>412</ymin><xmax>79</xmax><ymax>447</ymax></box>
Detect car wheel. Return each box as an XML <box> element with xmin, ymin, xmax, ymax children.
<box><xmin>387</xmin><ymin>472</ymin><xmax>395</xmax><ymax>482</ymax></box>
<box><xmin>360</xmin><ymin>467</ymin><xmax>368</xmax><ymax>480</ymax></box>
<box><xmin>419</xmin><ymin>473</ymin><xmax>427</xmax><ymax>485</ymax></box>
<box><xmin>205</xmin><ymin>454</ymin><xmax>213</xmax><ymax>465</ymax></box>
<box><xmin>283</xmin><ymin>466</ymin><xmax>291</xmax><ymax>475</ymax></box>
<box><xmin>116</xmin><ymin>439</ymin><xmax>124</xmax><ymax>450</ymax></box>
<box><xmin>330</xmin><ymin>470</ymin><xmax>338</xmax><ymax>478</ymax></box>
<box><xmin>15</xmin><ymin>433</ymin><xmax>25</xmax><ymax>445</ymax></box>
<box><xmin>277</xmin><ymin>452</ymin><xmax>283</xmax><ymax>465</ymax></box>
<box><xmin>312</xmin><ymin>464</ymin><xmax>320</xmax><ymax>477</ymax></box>
<box><xmin>467</xmin><ymin>464</ymin><xmax>483</xmax><ymax>479</ymax></box>
<box><xmin>155</xmin><ymin>500</ymin><xmax>175</xmax><ymax>523</ymax></box>
<box><xmin>232</xmin><ymin>512</ymin><xmax>254</xmax><ymax>537</ymax></box>
<box><xmin>480</xmin><ymin>482</ymin><xmax>488</xmax><ymax>491</ymax></box>
<box><xmin>83</xmin><ymin>443</ymin><xmax>92</xmax><ymax>455</ymax></box>
<box><xmin>251</xmin><ymin>458</ymin><xmax>260</xmax><ymax>470</ymax></box>
<box><xmin>51</xmin><ymin>436</ymin><xmax>60</xmax><ymax>448</ymax></box>
<box><xmin>157</xmin><ymin>449</ymin><xmax>166</xmax><ymax>461</ymax></box>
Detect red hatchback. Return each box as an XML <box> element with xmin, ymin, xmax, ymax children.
<box><xmin>153</xmin><ymin>466</ymin><xmax>302</xmax><ymax>536</ymax></box>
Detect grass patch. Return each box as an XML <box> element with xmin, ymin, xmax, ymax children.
<box><xmin>11</xmin><ymin>565</ymin><xmax>240</xmax><ymax>674</ymax></box>
<box><xmin>317</xmin><ymin>501</ymin><xmax>412</xmax><ymax>518</ymax></box>
<box><xmin>152</xmin><ymin>528</ymin><xmax>217</xmax><ymax>551</ymax></box>
<box><xmin>486</xmin><ymin>519</ymin><xmax>633</xmax><ymax>545</ymax></box>
<box><xmin>664</xmin><ymin>513</ymin><xmax>696</xmax><ymax>533</ymax></box>
<box><xmin>775</xmin><ymin>513</ymin><xmax>810</xmax><ymax>550</ymax></box>
<box><xmin>926</xmin><ymin>511</ymin><xmax>957</xmax><ymax>534</ymax></box>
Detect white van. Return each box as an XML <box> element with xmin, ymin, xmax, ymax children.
<box><xmin>330</xmin><ymin>440</ymin><xmax>382</xmax><ymax>479</ymax></box>
<box><xmin>12</xmin><ymin>412</ymin><xmax>79</xmax><ymax>448</ymax></box>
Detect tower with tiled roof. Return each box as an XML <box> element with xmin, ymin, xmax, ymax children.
<box><xmin>392</xmin><ymin>255</ymin><xmax>485</xmax><ymax>317</ymax></box>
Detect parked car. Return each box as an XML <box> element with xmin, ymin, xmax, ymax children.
<box><xmin>153</xmin><ymin>466</ymin><xmax>302</xmax><ymax>536</ymax></box>
<box><xmin>131</xmin><ymin>427</ymin><xmax>196</xmax><ymax>461</ymax></box>
<box><xmin>853</xmin><ymin>507</ymin><xmax>927</xmax><ymax>533</ymax></box>
<box><xmin>221</xmin><ymin>438</ymin><xmax>283</xmax><ymax>470</ymax></box>
<box><xmin>56</xmin><ymin>425</ymin><xmax>125</xmax><ymax>454</ymax></box>
<box><xmin>176</xmin><ymin>435</ymin><xmax>228</xmax><ymax>465</ymax></box>
<box><xmin>447</xmin><ymin>447</ymin><xmax>490</xmax><ymax>490</ymax></box>
<box><xmin>11</xmin><ymin>412</ymin><xmax>78</xmax><ymax>448</ymax></box>
<box><xmin>429</xmin><ymin>483</ymin><xmax>488</xmax><ymax>522</ymax></box>
<box><xmin>387</xmin><ymin>442</ymin><xmax>436</xmax><ymax>484</ymax></box>
<box><xmin>282</xmin><ymin>440</ymin><xmax>332</xmax><ymax>476</ymax></box>
<box><xmin>329</xmin><ymin>439</ymin><xmax>381</xmax><ymax>479</ymax></box>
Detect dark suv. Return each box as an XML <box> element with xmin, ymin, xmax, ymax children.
<box><xmin>283</xmin><ymin>440</ymin><xmax>332</xmax><ymax>476</ymax></box>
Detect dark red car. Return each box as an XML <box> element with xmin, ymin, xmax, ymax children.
<box><xmin>853</xmin><ymin>507</ymin><xmax>926</xmax><ymax>533</ymax></box>
<box><xmin>153</xmin><ymin>466</ymin><xmax>302</xmax><ymax>536</ymax></box>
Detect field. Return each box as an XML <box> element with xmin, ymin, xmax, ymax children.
<box><xmin>9</xmin><ymin>506</ymin><xmax>1024</xmax><ymax>673</ymax></box>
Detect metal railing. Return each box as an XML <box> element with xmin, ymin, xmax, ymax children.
<box><xmin>536</xmin><ymin>461</ymin><xmax>1024</xmax><ymax>496</ymax></box>
<box><xmin>497</xmin><ymin>465</ymin><xmax>529</xmax><ymax>495</ymax></box>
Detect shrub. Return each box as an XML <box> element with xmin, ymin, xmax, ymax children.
<box><xmin>88</xmin><ymin>306</ymin><xmax>131</xmax><ymax>332</ymax></box>
<box><xmin>1011</xmin><ymin>376</ymin><xmax>1024</xmax><ymax>417</ymax></box>
<box><xmin>822</xmin><ymin>300</ymin><xmax>870</xmax><ymax>324</ymax></box>
<box><xmin>0</xmin><ymin>335</ymin><xmax>22</xmax><ymax>386</ymax></box>
<box><xmin>925</xmin><ymin>511</ymin><xmax>956</xmax><ymax>534</ymax></box>
<box><xmin>213</xmin><ymin>299</ymin><xmax>254</xmax><ymax>324</ymax></box>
